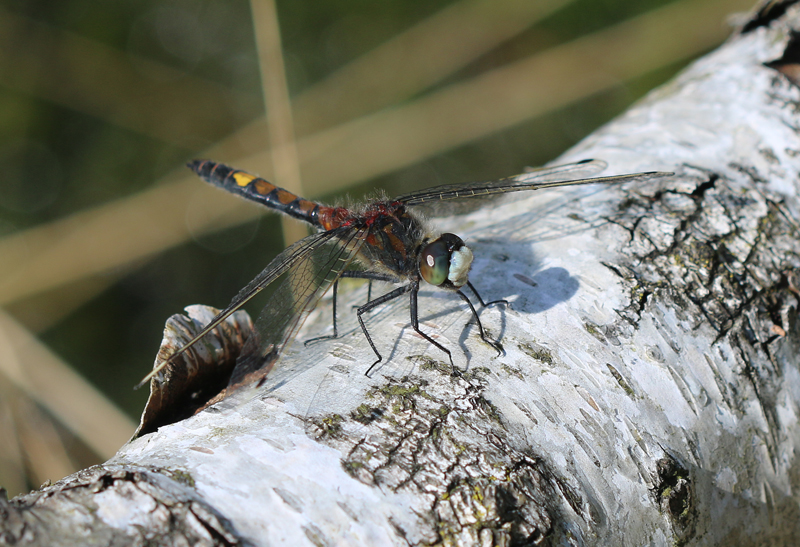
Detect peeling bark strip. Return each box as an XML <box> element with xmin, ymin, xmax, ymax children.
<box><xmin>8</xmin><ymin>2</ymin><xmax>800</xmax><ymax>546</ymax></box>
<box><xmin>742</xmin><ymin>0</ymin><xmax>799</xmax><ymax>33</ymax></box>
<box><xmin>134</xmin><ymin>306</ymin><xmax>255</xmax><ymax>440</ymax></box>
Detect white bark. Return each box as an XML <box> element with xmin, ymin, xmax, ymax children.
<box><xmin>5</xmin><ymin>3</ymin><xmax>800</xmax><ymax>546</ymax></box>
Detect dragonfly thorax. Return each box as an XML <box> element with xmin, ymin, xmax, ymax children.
<box><xmin>418</xmin><ymin>233</ymin><xmax>473</xmax><ymax>289</ymax></box>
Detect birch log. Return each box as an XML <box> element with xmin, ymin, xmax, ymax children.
<box><xmin>4</xmin><ymin>2</ymin><xmax>800</xmax><ymax>546</ymax></box>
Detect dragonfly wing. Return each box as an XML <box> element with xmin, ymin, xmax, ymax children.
<box><xmin>397</xmin><ymin>159</ymin><xmax>672</xmax><ymax>206</ymax></box>
<box><xmin>138</xmin><ymin>228</ymin><xmax>364</xmax><ymax>388</ymax></box>
<box><xmin>228</xmin><ymin>226</ymin><xmax>367</xmax><ymax>386</ymax></box>
<box><xmin>514</xmin><ymin>158</ymin><xmax>607</xmax><ymax>182</ymax></box>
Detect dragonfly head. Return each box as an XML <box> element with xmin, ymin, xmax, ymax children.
<box><xmin>419</xmin><ymin>233</ymin><xmax>473</xmax><ymax>289</ymax></box>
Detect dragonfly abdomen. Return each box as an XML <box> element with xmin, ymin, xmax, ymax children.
<box><xmin>188</xmin><ymin>160</ymin><xmax>334</xmax><ymax>228</ymax></box>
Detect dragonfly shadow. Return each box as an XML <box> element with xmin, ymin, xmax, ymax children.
<box><xmin>464</xmin><ymin>238</ymin><xmax>580</xmax><ymax>316</ymax></box>
<box><xmin>510</xmin><ymin>266</ymin><xmax>580</xmax><ymax>314</ymax></box>
<box><xmin>447</xmin><ymin>183</ymin><xmax>614</xmax><ymax>315</ymax></box>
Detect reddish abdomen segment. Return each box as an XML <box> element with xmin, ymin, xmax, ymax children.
<box><xmin>188</xmin><ymin>160</ymin><xmax>346</xmax><ymax>230</ymax></box>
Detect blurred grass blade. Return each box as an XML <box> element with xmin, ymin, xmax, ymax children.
<box><xmin>0</xmin><ymin>0</ymin><xmax>751</xmax><ymax>307</ymax></box>
<box><xmin>295</xmin><ymin>0</ymin><xmax>754</xmax><ymax>192</ymax></box>
<box><xmin>4</xmin><ymin>274</ymin><xmax>122</xmax><ymax>335</ymax></box>
<box><xmin>250</xmin><ymin>0</ymin><xmax>307</xmax><ymax>246</ymax></box>
<box><xmin>0</xmin><ymin>171</ymin><xmax>256</xmax><ymax>306</ymax></box>
<box><xmin>0</xmin><ymin>0</ymin><xmax>576</xmax><ymax>154</ymax></box>
<box><xmin>0</xmin><ymin>391</ymin><xmax>26</xmax><ymax>496</ymax></box>
<box><xmin>292</xmin><ymin>0</ymin><xmax>581</xmax><ymax>133</ymax></box>
<box><xmin>12</xmin><ymin>396</ymin><xmax>77</xmax><ymax>487</ymax></box>
<box><xmin>0</xmin><ymin>6</ymin><xmax>257</xmax><ymax>149</ymax></box>
<box><xmin>0</xmin><ymin>310</ymin><xmax>136</xmax><ymax>458</ymax></box>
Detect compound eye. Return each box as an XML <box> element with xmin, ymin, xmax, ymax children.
<box><xmin>419</xmin><ymin>240</ymin><xmax>450</xmax><ymax>286</ymax></box>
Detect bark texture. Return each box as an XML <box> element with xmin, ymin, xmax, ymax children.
<box><xmin>5</xmin><ymin>2</ymin><xmax>800</xmax><ymax>546</ymax></box>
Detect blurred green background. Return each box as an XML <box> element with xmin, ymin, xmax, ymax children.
<box><xmin>0</xmin><ymin>0</ymin><xmax>754</xmax><ymax>496</ymax></box>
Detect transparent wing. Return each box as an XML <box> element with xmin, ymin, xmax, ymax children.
<box><xmin>137</xmin><ymin>227</ymin><xmax>365</xmax><ymax>388</ymax></box>
<box><xmin>228</xmin><ymin>226</ymin><xmax>367</xmax><ymax>386</ymax></box>
<box><xmin>516</xmin><ymin>158</ymin><xmax>608</xmax><ymax>181</ymax></box>
<box><xmin>396</xmin><ymin>159</ymin><xmax>672</xmax><ymax>206</ymax></box>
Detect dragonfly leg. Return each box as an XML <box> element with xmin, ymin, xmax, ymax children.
<box><xmin>362</xmin><ymin>280</ymin><xmax>373</xmax><ymax>308</ymax></box>
<box><xmin>305</xmin><ymin>279</ymin><xmax>342</xmax><ymax>346</ymax></box>
<box><xmin>306</xmin><ymin>271</ymin><xmax>397</xmax><ymax>346</ymax></box>
<box><xmin>467</xmin><ymin>280</ymin><xmax>509</xmax><ymax>308</ymax></box>
<box><xmin>456</xmin><ymin>289</ymin><xmax>503</xmax><ymax>356</ymax></box>
<box><xmin>358</xmin><ymin>284</ymin><xmax>412</xmax><ymax>376</ymax></box>
<box><xmin>343</xmin><ymin>272</ymin><xmax>397</xmax><ymax>284</ymax></box>
<box><xmin>409</xmin><ymin>281</ymin><xmax>457</xmax><ymax>375</ymax></box>
<box><xmin>351</xmin><ymin>276</ymin><xmax>380</xmax><ymax>310</ymax></box>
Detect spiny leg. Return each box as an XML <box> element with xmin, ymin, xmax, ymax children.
<box><xmin>409</xmin><ymin>281</ymin><xmax>457</xmax><ymax>375</ymax></box>
<box><xmin>366</xmin><ymin>279</ymin><xmax>373</xmax><ymax>304</ymax></box>
<box><xmin>305</xmin><ymin>278</ymin><xmax>342</xmax><ymax>345</ymax></box>
<box><xmin>358</xmin><ymin>284</ymin><xmax>413</xmax><ymax>376</ymax></box>
<box><xmin>455</xmin><ymin>289</ymin><xmax>503</xmax><ymax>355</ymax></box>
<box><xmin>306</xmin><ymin>271</ymin><xmax>396</xmax><ymax>346</ymax></box>
<box><xmin>352</xmin><ymin>279</ymin><xmax>373</xmax><ymax>310</ymax></box>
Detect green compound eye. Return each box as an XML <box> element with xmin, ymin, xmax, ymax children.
<box><xmin>418</xmin><ymin>233</ymin><xmax>472</xmax><ymax>288</ymax></box>
<box><xmin>419</xmin><ymin>239</ymin><xmax>450</xmax><ymax>286</ymax></box>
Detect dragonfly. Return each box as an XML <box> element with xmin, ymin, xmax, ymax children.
<box><xmin>137</xmin><ymin>159</ymin><xmax>671</xmax><ymax>389</ymax></box>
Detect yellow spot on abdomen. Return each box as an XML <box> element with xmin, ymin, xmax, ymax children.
<box><xmin>233</xmin><ymin>172</ymin><xmax>256</xmax><ymax>187</ymax></box>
